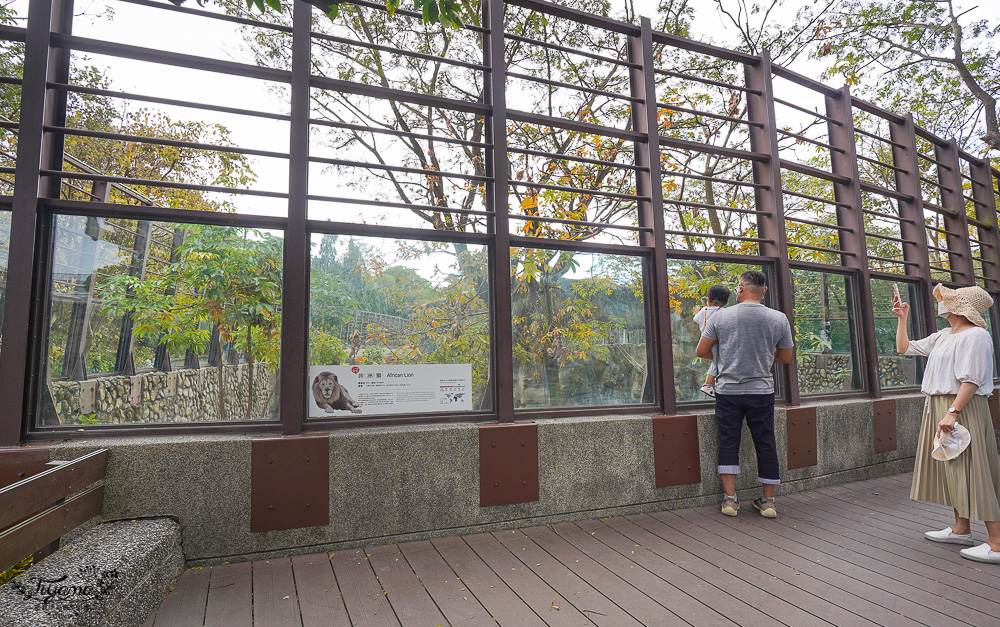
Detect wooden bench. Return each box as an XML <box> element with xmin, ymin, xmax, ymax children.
<box><xmin>0</xmin><ymin>449</ymin><xmax>183</xmax><ymax>626</ymax></box>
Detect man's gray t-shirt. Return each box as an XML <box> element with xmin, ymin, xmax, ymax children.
<box><xmin>702</xmin><ymin>302</ymin><xmax>794</xmax><ymax>394</ymax></box>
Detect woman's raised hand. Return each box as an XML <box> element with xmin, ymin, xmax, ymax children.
<box><xmin>892</xmin><ymin>296</ymin><xmax>909</xmax><ymax>319</ymax></box>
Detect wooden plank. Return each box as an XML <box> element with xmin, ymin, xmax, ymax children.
<box><xmin>330</xmin><ymin>548</ymin><xmax>401</xmax><ymax>626</ymax></box>
<box><xmin>521</xmin><ymin>525</ymin><xmax>684</xmax><ymax>626</ymax></box>
<box><xmin>552</xmin><ymin>521</ymin><xmax>730</xmax><ymax>627</ymax></box>
<box><xmin>696</xmin><ymin>499</ymin><xmax>974</xmax><ymax>626</ymax></box>
<box><xmin>366</xmin><ymin>544</ymin><xmax>448</xmax><ymax>626</ymax></box>
<box><xmin>672</xmin><ymin>505</ymin><xmax>917</xmax><ymax>626</ymax></box>
<box><xmin>589</xmin><ymin>516</ymin><xmax>816</xmax><ymax>626</ymax></box>
<box><xmin>431</xmin><ymin>535</ymin><xmax>547</xmax><ymax>627</ymax></box>
<box><xmin>252</xmin><ymin>558</ymin><xmax>301</xmax><ymax>627</ymax></box>
<box><xmin>654</xmin><ymin>509</ymin><xmax>895</xmax><ymax>626</ymax></box>
<box><xmin>575</xmin><ymin>516</ymin><xmax>764</xmax><ymax>624</ymax></box>
<box><xmin>0</xmin><ymin>445</ymin><xmax>51</xmax><ymax>489</ymax></box>
<box><xmin>462</xmin><ymin>531</ymin><xmax>590</xmax><ymax>626</ymax></box>
<box><xmin>397</xmin><ymin>540</ymin><xmax>496</xmax><ymax>627</ymax></box>
<box><xmin>204</xmin><ymin>561</ymin><xmax>253</xmax><ymax>627</ymax></box>
<box><xmin>0</xmin><ymin>483</ymin><xmax>104</xmax><ymax>573</ymax></box>
<box><xmin>0</xmin><ymin>449</ymin><xmax>107</xmax><ymax>530</ymax></box>
<box><xmin>495</xmin><ymin>527</ymin><xmax>643</xmax><ymax>626</ymax></box>
<box><xmin>291</xmin><ymin>553</ymin><xmax>352</xmax><ymax>626</ymax></box>
<box><xmin>153</xmin><ymin>567</ymin><xmax>210</xmax><ymax>627</ymax></box>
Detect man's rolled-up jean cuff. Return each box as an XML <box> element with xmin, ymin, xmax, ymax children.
<box><xmin>718</xmin><ymin>465</ymin><xmax>740</xmax><ymax>475</ymax></box>
<box><xmin>758</xmin><ymin>477</ymin><xmax>781</xmax><ymax>485</ymax></box>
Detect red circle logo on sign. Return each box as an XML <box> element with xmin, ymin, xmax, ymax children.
<box><xmin>351</xmin><ymin>367</ymin><xmax>360</xmax><ymax>374</ymax></box>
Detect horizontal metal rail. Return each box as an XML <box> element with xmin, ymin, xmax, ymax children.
<box><xmin>651</xmin><ymin>30</ymin><xmax>759</xmax><ymax>66</ymax></box>
<box><xmin>48</xmin><ymin>82</ymin><xmax>292</xmax><ymax>121</ymax></box>
<box><xmin>661</xmin><ymin>197</ymin><xmax>765</xmax><ymax>216</ymax></box>
<box><xmin>306</xmin><ymin>194</ymin><xmax>491</xmax><ymax>217</ymax></box>
<box><xmin>659</xmin><ymin>169</ymin><xmax>767</xmax><ymax>189</ymax></box>
<box><xmin>859</xmin><ymin>181</ymin><xmax>914</xmax><ymax>203</ymax></box>
<box><xmin>779</xmin><ymin>159</ymin><xmax>850</xmax><ymax>185</ymax></box>
<box><xmin>510</xmin><ymin>213</ymin><xmax>648</xmax><ymax>232</ymax></box>
<box><xmin>509</xmin><ymin>110</ymin><xmax>643</xmax><ymax>142</ymax></box>
<box><xmin>306</xmin><ymin>218</ymin><xmax>493</xmax><ymax>244</ymax></box>
<box><xmin>856</xmin><ymin>153</ymin><xmax>907</xmax><ymax>174</ymax></box>
<box><xmin>918</xmin><ymin>174</ymin><xmax>946</xmax><ymax>190</ymax></box>
<box><xmin>119</xmin><ymin>0</ymin><xmax>294</xmax><ymax>33</ymax></box>
<box><xmin>661</xmin><ymin>228</ymin><xmax>763</xmax><ymax>243</ymax></box>
<box><xmin>656</xmin><ymin>102</ymin><xmax>761</xmax><ymax>127</ymax></box>
<box><xmin>781</xmin><ymin>187</ymin><xmax>850</xmax><ymax>208</ymax></box>
<box><xmin>852</xmin><ymin>126</ymin><xmax>905</xmax><ymax>149</ymax></box>
<box><xmin>42</xmin><ymin>198</ymin><xmax>289</xmax><ymax>229</ymax></box>
<box><xmin>772</xmin><ymin>96</ymin><xmax>841</xmax><ymax>125</ymax></box>
<box><xmin>868</xmin><ymin>255</ymin><xmax>918</xmax><ymax>267</ymax></box>
<box><xmin>787</xmin><ymin>241</ymin><xmax>855</xmax><ymax>256</ymax></box>
<box><xmin>659</xmin><ymin>135</ymin><xmax>768</xmax><ymax>162</ymax></box>
<box><xmin>506</xmin><ymin>71</ymin><xmax>638</xmax><ymax>102</ymax></box>
<box><xmin>928</xmin><ymin>264</ymin><xmax>957</xmax><ymax>275</ymax></box>
<box><xmin>509</xmin><ymin>179</ymin><xmax>644</xmax><ymax>200</ymax></box>
<box><xmin>922</xmin><ymin>200</ymin><xmax>958</xmax><ymax>217</ymax></box>
<box><xmin>310</xmin><ymin>30</ymin><xmax>490</xmax><ymax>72</ymax></box>
<box><xmin>309</xmin><ymin>118</ymin><xmax>490</xmax><ymax>149</ymax></box>
<box><xmin>865</xmin><ymin>231</ymin><xmax>910</xmax><ymax>245</ymax></box>
<box><xmin>776</xmin><ymin>128</ymin><xmax>845</xmax><ymax>154</ymax></box>
<box><xmin>850</xmin><ymin>96</ymin><xmax>905</xmax><ymax>124</ymax></box>
<box><xmin>504</xmin><ymin>32</ymin><xmax>637</xmax><ymax>68</ymax></box>
<box><xmin>308</xmin><ymin>156</ymin><xmax>491</xmax><ymax>182</ymax></box>
<box><xmin>784</xmin><ymin>214</ymin><xmax>852</xmax><ymax>232</ymax></box>
<box><xmin>509</xmin><ymin>234</ymin><xmax>650</xmax><ymax>255</ymax></box>
<box><xmin>926</xmin><ymin>243</ymin><xmax>963</xmax><ymax>256</ymax></box>
<box><xmin>916</xmin><ymin>150</ymin><xmax>953</xmax><ymax>171</ymax></box>
<box><xmin>43</xmin><ymin>170</ymin><xmax>288</xmax><ymax>198</ymax></box>
<box><xmin>340</xmin><ymin>0</ymin><xmax>488</xmax><ymax>34</ymax></box>
<box><xmin>46</xmin><ymin>126</ymin><xmax>290</xmax><ymax>160</ymax></box>
<box><xmin>508</xmin><ymin>0</ymin><xmax>639</xmax><ymax>36</ymax></box>
<box><xmin>863</xmin><ymin>208</ymin><xmax>915</xmax><ymax>225</ymax></box>
<box><xmin>507</xmin><ymin>147</ymin><xmax>643</xmax><ymax>171</ymax></box>
<box><xmin>0</xmin><ymin>24</ymin><xmax>26</xmax><ymax>43</ymax></box>
<box><xmin>770</xmin><ymin>65</ymin><xmax>840</xmax><ymax>97</ymax></box>
<box><xmin>310</xmin><ymin>75</ymin><xmax>490</xmax><ymax>115</ymax></box>
<box><xmin>653</xmin><ymin>68</ymin><xmax>759</xmax><ymax>95</ymax></box>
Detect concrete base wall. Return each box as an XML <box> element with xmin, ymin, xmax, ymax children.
<box><xmin>48</xmin><ymin>394</ymin><xmax>933</xmax><ymax>565</ymax></box>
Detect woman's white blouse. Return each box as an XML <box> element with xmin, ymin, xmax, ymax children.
<box><xmin>904</xmin><ymin>327</ymin><xmax>995</xmax><ymax>396</ymax></box>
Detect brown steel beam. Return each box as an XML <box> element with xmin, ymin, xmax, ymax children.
<box><xmin>631</xmin><ymin>17</ymin><xmax>675</xmax><ymax>413</ymax></box>
<box><xmin>889</xmin><ymin>114</ymin><xmax>935</xmax><ymax>335</ymax></box>
<box><xmin>745</xmin><ymin>49</ymin><xmax>799</xmax><ymax>406</ymax></box>
<box><xmin>485</xmin><ymin>0</ymin><xmax>514</xmax><ymax>422</ymax></box>
<box><xmin>935</xmin><ymin>140</ymin><xmax>975</xmax><ymax>284</ymax></box>
<box><xmin>279</xmin><ymin>0</ymin><xmax>311</xmax><ymax>435</ymax></box>
<box><xmin>968</xmin><ymin>157</ymin><xmax>1000</xmax><ymax>293</ymax></box>
<box><xmin>825</xmin><ymin>85</ymin><xmax>881</xmax><ymax>398</ymax></box>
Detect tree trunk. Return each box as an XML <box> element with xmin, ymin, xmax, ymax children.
<box><xmin>245</xmin><ymin>325</ymin><xmax>255</xmax><ymax>421</ymax></box>
<box><xmin>213</xmin><ymin>332</ymin><xmax>226</xmax><ymax>421</ymax></box>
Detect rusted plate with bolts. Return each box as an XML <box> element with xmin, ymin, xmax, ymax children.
<box><xmin>652</xmin><ymin>415</ymin><xmax>701</xmax><ymax>488</ymax></box>
<box><xmin>0</xmin><ymin>445</ymin><xmax>52</xmax><ymax>490</ymax></box>
<box><xmin>989</xmin><ymin>394</ymin><xmax>1000</xmax><ymax>430</ymax></box>
<box><xmin>785</xmin><ymin>406</ymin><xmax>817</xmax><ymax>470</ymax></box>
<box><xmin>479</xmin><ymin>422</ymin><xmax>538</xmax><ymax>507</ymax></box>
<box><xmin>251</xmin><ymin>435</ymin><xmax>329</xmax><ymax>533</ymax></box>
<box><xmin>873</xmin><ymin>398</ymin><xmax>897</xmax><ymax>453</ymax></box>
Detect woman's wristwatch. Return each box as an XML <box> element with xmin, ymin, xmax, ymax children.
<box><xmin>947</xmin><ymin>406</ymin><xmax>960</xmax><ymax>415</ymax></box>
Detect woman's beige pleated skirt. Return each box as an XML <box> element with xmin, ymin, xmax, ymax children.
<box><xmin>910</xmin><ymin>394</ymin><xmax>1000</xmax><ymax>521</ymax></box>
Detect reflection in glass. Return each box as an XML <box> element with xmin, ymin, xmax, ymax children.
<box><xmin>511</xmin><ymin>250</ymin><xmax>650</xmax><ymax>408</ymax></box>
<box><xmin>309</xmin><ymin>234</ymin><xmax>492</xmax><ymax>415</ymax></box>
<box><xmin>871</xmin><ymin>278</ymin><xmax>922</xmax><ymax>388</ymax></box>
<box><xmin>0</xmin><ymin>209</ymin><xmax>8</xmax><ymax>351</ymax></box>
<box><xmin>40</xmin><ymin>216</ymin><xmax>283</xmax><ymax>426</ymax></box>
<box><xmin>792</xmin><ymin>269</ymin><xmax>862</xmax><ymax>394</ymax></box>
<box><xmin>667</xmin><ymin>259</ymin><xmax>758</xmax><ymax>402</ymax></box>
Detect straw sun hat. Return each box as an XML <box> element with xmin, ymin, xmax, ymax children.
<box><xmin>933</xmin><ymin>284</ymin><xmax>994</xmax><ymax>329</ymax></box>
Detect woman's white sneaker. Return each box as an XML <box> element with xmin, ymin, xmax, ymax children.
<box><xmin>959</xmin><ymin>543</ymin><xmax>1000</xmax><ymax>564</ymax></box>
<box><xmin>924</xmin><ymin>527</ymin><xmax>974</xmax><ymax>546</ymax></box>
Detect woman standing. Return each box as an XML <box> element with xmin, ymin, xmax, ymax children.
<box><xmin>893</xmin><ymin>284</ymin><xmax>1000</xmax><ymax>564</ymax></box>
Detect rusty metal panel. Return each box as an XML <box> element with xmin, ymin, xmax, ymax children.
<box><xmin>0</xmin><ymin>445</ymin><xmax>51</xmax><ymax>489</ymax></box>
<box><xmin>785</xmin><ymin>406</ymin><xmax>817</xmax><ymax>470</ymax></box>
<box><xmin>479</xmin><ymin>422</ymin><xmax>538</xmax><ymax>507</ymax></box>
<box><xmin>989</xmin><ymin>394</ymin><xmax>1000</xmax><ymax>431</ymax></box>
<box><xmin>873</xmin><ymin>398</ymin><xmax>897</xmax><ymax>453</ymax></box>
<box><xmin>251</xmin><ymin>435</ymin><xmax>329</xmax><ymax>533</ymax></box>
<box><xmin>651</xmin><ymin>415</ymin><xmax>700</xmax><ymax>488</ymax></box>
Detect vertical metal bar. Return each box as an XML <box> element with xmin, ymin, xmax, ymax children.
<box><xmin>969</xmin><ymin>157</ymin><xmax>1000</xmax><ymax>293</ymax></box>
<box><xmin>0</xmin><ymin>0</ymin><xmax>71</xmax><ymax>446</ymax></box>
<box><xmin>484</xmin><ymin>0</ymin><xmax>514</xmax><ymax>422</ymax></box>
<box><xmin>889</xmin><ymin>114</ymin><xmax>935</xmax><ymax>334</ymax></box>
<box><xmin>936</xmin><ymin>140</ymin><xmax>975</xmax><ymax>284</ymax></box>
<box><xmin>744</xmin><ymin>49</ymin><xmax>799</xmax><ymax>406</ymax></box>
<box><xmin>825</xmin><ymin>86</ymin><xmax>881</xmax><ymax>397</ymax></box>
<box><xmin>279</xmin><ymin>0</ymin><xmax>311</xmax><ymax>435</ymax></box>
<box><xmin>629</xmin><ymin>17</ymin><xmax>675</xmax><ymax>414</ymax></box>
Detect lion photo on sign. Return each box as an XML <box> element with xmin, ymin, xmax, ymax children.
<box><xmin>312</xmin><ymin>372</ymin><xmax>362</xmax><ymax>414</ymax></box>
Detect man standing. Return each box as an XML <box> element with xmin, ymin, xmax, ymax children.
<box><xmin>696</xmin><ymin>270</ymin><xmax>794</xmax><ymax>518</ymax></box>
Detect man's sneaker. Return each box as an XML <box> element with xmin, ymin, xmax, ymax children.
<box><xmin>924</xmin><ymin>527</ymin><xmax>975</xmax><ymax>546</ymax></box>
<box><xmin>721</xmin><ymin>495</ymin><xmax>739</xmax><ymax>517</ymax></box>
<box><xmin>752</xmin><ymin>497</ymin><xmax>777</xmax><ymax>519</ymax></box>
<box><xmin>700</xmin><ymin>384</ymin><xmax>716</xmax><ymax>398</ymax></box>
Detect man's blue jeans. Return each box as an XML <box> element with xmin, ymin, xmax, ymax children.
<box><xmin>715</xmin><ymin>392</ymin><xmax>780</xmax><ymax>485</ymax></box>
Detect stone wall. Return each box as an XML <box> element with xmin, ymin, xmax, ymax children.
<box><xmin>798</xmin><ymin>353</ymin><xmax>917</xmax><ymax>393</ymax></box>
<box><xmin>48</xmin><ymin>393</ymin><xmax>940</xmax><ymax>565</ymax></box>
<box><xmin>48</xmin><ymin>364</ymin><xmax>278</xmax><ymax>425</ymax></box>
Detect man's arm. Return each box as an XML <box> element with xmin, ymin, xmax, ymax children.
<box><xmin>774</xmin><ymin>347</ymin><xmax>794</xmax><ymax>364</ymax></box>
<box><xmin>696</xmin><ymin>336</ymin><xmax>716</xmax><ymax>359</ymax></box>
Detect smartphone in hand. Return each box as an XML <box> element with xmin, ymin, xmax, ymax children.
<box><xmin>892</xmin><ymin>283</ymin><xmax>901</xmax><ymax>308</ymax></box>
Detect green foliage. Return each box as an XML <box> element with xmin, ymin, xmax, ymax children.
<box><xmin>0</xmin><ymin>555</ymin><xmax>32</xmax><ymax>587</ymax></box>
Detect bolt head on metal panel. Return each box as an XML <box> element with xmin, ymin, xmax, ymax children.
<box><xmin>479</xmin><ymin>422</ymin><xmax>539</xmax><ymax>507</ymax></box>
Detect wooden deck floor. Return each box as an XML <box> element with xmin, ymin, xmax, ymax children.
<box><xmin>145</xmin><ymin>473</ymin><xmax>1000</xmax><ymax>626</ymax></box>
